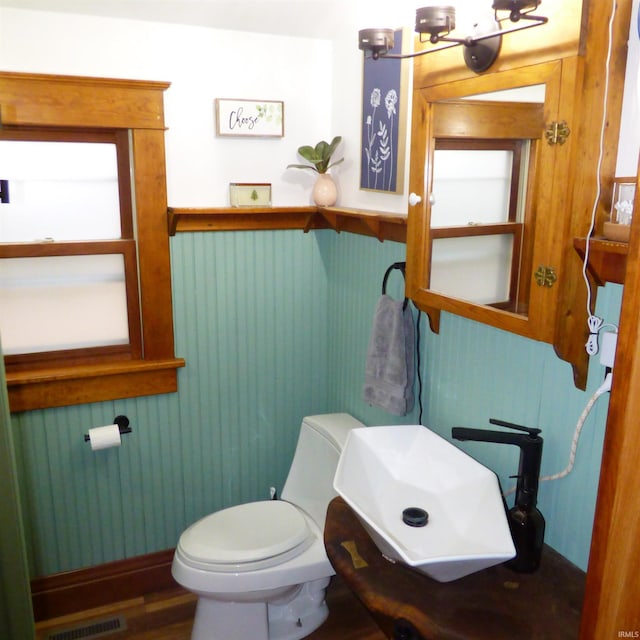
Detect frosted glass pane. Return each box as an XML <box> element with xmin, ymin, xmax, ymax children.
<box><xmin>431</xmin><ymin>150</ymin><xmax>512</xmax><ymax>227</ymax></box>
<box><xmin>0</xmin><ymin>255</ymin><xmax>129</xmax><ymax>355</ymax></box>
<box><xmin>430</xmin><ymin>235</ymin><xmax>513</xmax><ymax>305</ymax></box>
<box><xmin>0</xmin><ymin>140</ymin><xmax>121</xmax><ymax>241</ymax></box>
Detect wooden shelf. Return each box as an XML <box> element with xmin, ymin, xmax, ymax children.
<box><xmin>319</xmin><ymin>207</ymin><xmax>407</xmax><ymax>243</ymax></box>
<box><xmin>167</xmin><ymin>206</ymin><xmax>318</xmax><ymax>235</ymax></box>
<box><xmin>167</xmin><ymin>206</ymin><xmax>407</xmax><ymax>243</ymax></box>
<box><xmin>574</xmin><ymin>237</ymin><xmax>628</xmax><ymax>285</ymax></box>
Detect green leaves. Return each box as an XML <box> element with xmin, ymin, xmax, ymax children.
<box><xmin>287</xmin><ymin>135</ymin><xmax>344</xmax><ymax>173</ymax></box>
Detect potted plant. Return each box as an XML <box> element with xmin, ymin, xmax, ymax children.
<box><xmin>287</xmin><ymin>136</ymin><xmax>343</xmax><ymax>206</ymax></box>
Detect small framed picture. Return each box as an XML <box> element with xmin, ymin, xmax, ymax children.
<box><xmin>229</xmin><ymin>183</ymin><xmax>272</xmax><ymax>207</ymax></box>
<box><xmin>215</xmin><ymin>99</ymin><xmax>284</xmax><ymax>137</ymax></box>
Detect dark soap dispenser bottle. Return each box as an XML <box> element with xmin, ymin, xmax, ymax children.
<box><xmin>505</xmin><ymin>420</ymin><xmax>545</xmax><ymax>572</ymax></box>
<box><xmin>452</xmin><ymin>418</ymin><xmax>545</xmax><ymax>573</ymax></box>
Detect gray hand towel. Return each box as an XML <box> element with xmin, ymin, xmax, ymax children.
<box><xmin>363</xmin><ymin>294</ymin><xmax>415</xmax><ymax>415</ymax></box>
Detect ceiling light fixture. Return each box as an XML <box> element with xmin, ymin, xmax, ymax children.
<box><xmin>358</xmin><ymin>1</ymin><xmax>548</xmax><ymax>73</ymax></box>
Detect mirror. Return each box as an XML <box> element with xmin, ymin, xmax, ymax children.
<box><xmin>407</xmin><ymin>60</ymin><xmax>571</xmax><ymax>341</ymax></box>
<box><xmin>429</xmin><ymin>89</ymin><xmax>544</xmax><ymax>314</ymax></box>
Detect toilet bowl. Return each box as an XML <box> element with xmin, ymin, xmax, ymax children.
<box><xmin>172</xmin><ymin>413</ymin><xmax>365</xmax><ymax>640</ymax></box>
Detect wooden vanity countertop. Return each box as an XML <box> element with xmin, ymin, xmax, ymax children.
<box><xmin>324</xmin><ymin>497</ymin><xmax>585</xmax><ymax>640</ymax></box>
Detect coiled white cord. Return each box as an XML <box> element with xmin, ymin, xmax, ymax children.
<box><xmin>539</xmin><ymin>371</ymin><xmax>612</xmax><ymax>484</ymax></box>
<box><xmin>503</xmin><ymin>372</ymin><xmax>612</xmax><ymax>498</ymax></box>
<box><xmin>585</xmin><ymin>315</ymin><xmax>605</xmax><ymax>355</ymax></box>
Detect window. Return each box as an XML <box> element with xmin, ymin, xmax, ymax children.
<box><xmin>0</xmin><ymin>72</ymin><xmax>184</xmax><ymax>411</ymax></box>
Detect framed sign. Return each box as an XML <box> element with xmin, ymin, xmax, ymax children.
<box><xmin>360</xmin><ymin>29</ymin><xmax>409</xmax><ymax>194</ymax></box>
<box><xmin>215</xmin><ymin>99</ymin><xmax>284</xmax><ymax>137</ymax></box>
<box><xmin>229</xmin><ymin>183</ymin><xmax>272</xmax><ymax>207</ymax></box>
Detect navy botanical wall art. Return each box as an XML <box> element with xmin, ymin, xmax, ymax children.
<box><xmin>360</xmin><ymin>29</ymin><xmax>408</xmax><ymax>194</ymax></box>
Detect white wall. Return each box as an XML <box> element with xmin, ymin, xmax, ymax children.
<box><xmin>328</xmin><ymin>3</ymin><xmax>414</xmax><ymax>214</ymax></box>
<box><xmin>616</xmin><ymin>0</ymin><xmax>640</xmax><ymax>175</ymax></box>
<box><xmin>0</xmin><ymin>8</ymin><xmax>334</xmax><ymax>207</ymax></box>
<box><xmin>0</xmin><ymin>4</ymin><xmax>420</xmax><ymax>214</ymax></box>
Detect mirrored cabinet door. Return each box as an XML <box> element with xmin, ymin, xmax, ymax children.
<box><xmin>406</xmin><ymin>58</ymin><xmax>580</xmax><ymax>344</ymax></box>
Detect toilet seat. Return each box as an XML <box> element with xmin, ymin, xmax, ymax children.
<box><xmin>177</xmin><ymin>500</ymin><xmax>314</xmax><ymax>572</ymax></box>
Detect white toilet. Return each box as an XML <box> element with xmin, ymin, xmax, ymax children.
<box><xmin>172</xmin><ymin>413</ymin><xmax>365</xmax><ymax>640</ymax></box>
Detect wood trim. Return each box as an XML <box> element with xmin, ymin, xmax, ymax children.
<box><xmin>579</xmin><ymin>143</ymin><xmax>640</xmax><ymax>639</ymax></box>
<box><xmin>573</xmin><ymin>237</ymin><xmax>628</xmax><ymax>286</ymax></box>
<box><xmin>167</xmin><ymin>206</ymin><xmax>408</xmax><ymax>243</ymax></box>
<box><xmin>554</xmin><ymin>0</ymin><xmax>631</xmax><ymax>389</ymax></box>
<box><xmin>132</xmin><ymin>129</ymin><xmax>176</xmax><ymax>361</ymax></box>
<box><xmin>430</xmin><ymin>222</ymin><xmax>521</xmax><ymax>239</ymax></box>
<box><xmin>432</xmin><ymin>101</ymin><xmax>545</xmax><ymax>140</ymax></box>
<box><xmin>6</xmin><ymin>358</ymin><xmax>185</xmax><ymax>412</ymax></box>
<box><xmin>0</xmin><ymin>72</ymin><xmax>169</xmax><ymax>130</ymax></box>
<box><xmin>30</xmin><ymin>549</ymin><xmax>177</xmax><ymax>622</ymax></box>
<box><xmin>0</xmin><ymin>239</ymin><xmax>135</xmax><ymax>258</ymax></box>
<box><xmin>168</xmin><ymin>206</ymin><xmax>320</xmax><ymax>235</ymax></box>
<box><xmin>319</xmin><ymin>207</ymin><xmax>407</xmax><ymax>243</ymax></box>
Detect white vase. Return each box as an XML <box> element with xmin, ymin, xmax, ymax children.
<box><xmin>312</xmin><ymin>173</ymin><xmax>337</xmax><ymax>206</ymax></box>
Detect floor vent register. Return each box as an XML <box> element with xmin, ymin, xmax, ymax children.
<box><xmin>46</xmin><ymin>615</ymin><xmax>127</xmax><ymax>640</ymax></box>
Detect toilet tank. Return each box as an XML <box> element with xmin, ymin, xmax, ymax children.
<box><xmin>281</xmin><ymin>413</ymin><xmax>365</xmax><ymax>528</ymax></box>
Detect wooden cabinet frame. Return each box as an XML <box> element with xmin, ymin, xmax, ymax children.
<box><xmin>406</xmin><ymin>0</ymin><xmax>628</xmax><ymax>390</ymax></box>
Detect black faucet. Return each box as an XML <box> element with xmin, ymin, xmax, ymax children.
<box><xmin>452</xmin><ymin>418</ymin><xmax>545</xmax><ymax>573</ymax></box>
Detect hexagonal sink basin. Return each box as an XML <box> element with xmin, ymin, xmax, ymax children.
<box><xmin>333</xmin><ymin>424</ymin><xmax>515</xmax><ymax>582</ymax></box>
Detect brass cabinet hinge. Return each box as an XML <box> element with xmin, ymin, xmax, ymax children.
<box><xmin>545</xmin><ymin>121</ymin><xmax>571</xmax><ymax>145</ymax></box>
<box><xmin>534</xmin><ymin>265</ymin><xmax>557</xmax><ymax>287</ymax></box>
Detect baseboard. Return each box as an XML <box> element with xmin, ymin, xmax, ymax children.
<box><xmin>30</xmin><ymin>548</ymin><xmax>177</xmax><ymax>621</ymax></box>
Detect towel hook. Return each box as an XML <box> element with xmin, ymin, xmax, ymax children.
<box><xmin>382</xmin><ymin>261</ymin><xmax>409</xmax><ymax>310</ymax></box>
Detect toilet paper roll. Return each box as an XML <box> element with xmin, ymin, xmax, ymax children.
<box><xmin>88</xmin><ymin>424</ymin><xmax>122</xmax><ymax>451</ymax></box>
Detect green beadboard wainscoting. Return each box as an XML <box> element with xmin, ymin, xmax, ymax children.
<box><xmin>8</xmin><ymin>229</ymin><xmax>621</xmax><ymax>580</ymax></box>
<box><xmin>321</xmin><ymin>231</ymin><xmax>622</xmax><ymax>571</ymax></box>
<box><xmin>11</xmin><ymin>230</ymin><xmax>330</xmax><ymax>577</ymax></box>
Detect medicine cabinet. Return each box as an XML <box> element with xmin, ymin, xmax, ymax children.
<box><xmin>405</xmin><ymin>0</ymin><xmax>628</xmax><ymax>389</ymax></box>
<box><xmin>407</xmin><ymin>59</ymin><xmax>575</xmax><ymax>343</ymax></box>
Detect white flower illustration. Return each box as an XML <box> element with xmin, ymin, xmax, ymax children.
<box><xmin>364</xmin><ymin>86</ymin><xmax>399</xmax><ymax>191</ymax></box>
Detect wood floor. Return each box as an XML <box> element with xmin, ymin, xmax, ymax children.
<box><xmin>35</xmin><ymin>576</ymin><xmax>387</xmax><ymax>640</ymax></box>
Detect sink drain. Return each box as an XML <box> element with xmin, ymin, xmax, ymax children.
<box><xmin>402</xmin><ymin>507</ymin><xmax>429</xmax><ymax>527</ymax></box>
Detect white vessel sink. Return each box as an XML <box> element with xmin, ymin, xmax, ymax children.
<box><xmin>333</xmin><ymin>424</ymin><xmax>515</xmax><ymax>582</ymax></box>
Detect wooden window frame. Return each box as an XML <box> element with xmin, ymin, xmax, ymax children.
<box><xmin>0</xmin><ymin>71</ymin><xmax>184</xmax><ymax>412</ymax></box>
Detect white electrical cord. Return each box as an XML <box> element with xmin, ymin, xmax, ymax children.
<box><xmin>503</xmin><ymin>371</ymin><xmax>613</xmax><ymax>498</ymax></box>
<box><xmin>581</xmin><ymin>0</ymin><xmax>618</xmax><ymax>356</ymax></box>
<box><xmin>539</xmin><ymin>371</ymin><xmax>612</xmax><ymax>484</ymax></box>
<box><xmin>585</xmin><ymin>315</ymin><xmax>605</xmax><ymax>355</ymax></box>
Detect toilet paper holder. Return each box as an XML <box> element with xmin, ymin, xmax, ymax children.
<box><xmin>84</xmin><ymin>415</ymin><xmax>131</xmax><ymax>442</ymax></box>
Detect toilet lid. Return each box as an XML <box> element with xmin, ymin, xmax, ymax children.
<box><xmin>178</xmin><ymin>500</ymin><xmax>313</xmax><ymax>570</ymax></box>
